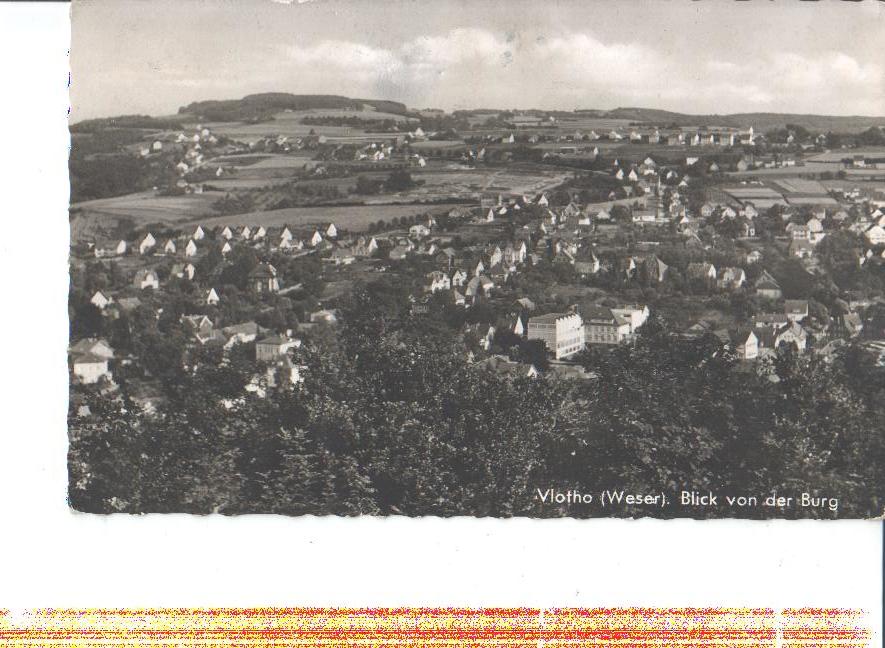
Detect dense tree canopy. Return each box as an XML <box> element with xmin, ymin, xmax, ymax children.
<box><xmin>70</xmin><ymin>289</ymin><xmax>885</xmax><ymax>518</ymax></box>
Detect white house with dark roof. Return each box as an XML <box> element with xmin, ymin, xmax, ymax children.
<box><xmin>71</xmin><ymin>352</ymin><xmax>110</xmax><ymax>384</ymax></box>
<box><xmin>139</xmin><ymin>232</ymin><xmax>156</xmax><ymax>255</ymax></box>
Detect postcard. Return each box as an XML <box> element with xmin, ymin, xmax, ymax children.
<box><xmin>67</xmin><ymin>0</ymin><xmax>885</xmax><ymax>518</ymax></box>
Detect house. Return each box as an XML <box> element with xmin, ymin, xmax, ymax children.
<box><xmin>476</xmin><ymin>355</ymin><xmax>539</xmax><ymax>379</ymax></box>
<box><xmin>410</xmin><ymin>223</ymin><xmax>431</xmax><ymax>238</ymax></box>
<box><xmin>353</xmin><ymin>236</ymin><xmax>378</xmax><ymax>257</ymax></box>
<box><xmin>327</xmin><ymin>247</ymin><xmax>355</xmax><ymax>266</ymax></box>
<box><xmin>280</xmin><ymin>227</ymin><xmax>293</xmax><ymax>242</ymax></box>
<box><xmin>770</xmin><ymin>322</ymin><xmax>808</xmax><ymax>352</ymax></box>
<box><xmin>249</xmin><ymin>263</ymin><xmax>279</xmax><ymax>293</ymax></box>
<box><xmin>193</xmin><ymin>225</ymin><xmax>205</xmax><ymax>240</ymax></box>
<box><xmin>513</xmin><ymin>316</ymin><xmax>525</xmax><ymax>336</ymax></box>
<box><xmin>574</xmin><ymin>251</ymin><xmax>601</xmax><ymax>276</ymax></box>
<box><xmin>789</xmin><ymin>239</ymin><xmax>815</xmax><ymax>259</ymax></box>
<box><xmin>221</xmin><ymin>226</ymin><xmax>234</xmax><ymax>240</ymax></box>
<box><xmin>746</xmin><ymin>250</ymin><xmax>763</xmax><ymax>264</ymax></box>
<box><xmin>805</xmin><ymin>219</ymin><xmax>826</xmax><ymax>245</ymax></box>
<box><xmin>326</xmin><ymin>223</ymin><xmax>338</xmax><ymax>239</ymax></box>
<box><xmin>171</xmin><ymin>262</ymin><xmax>196</xmax><ymax>281</ymax></box>
<box><xmin>161</xmin><ymin>239</ymin><xmax>176</xmax><ymax>255</ymax></box>
<box><xmin>255</xmin><ymin>335</ymin><xmax>301</xmax><ymax>363</ymax></box>
<box><xmin>583</xmin><ymin>305</ymin><xmax>632</xmax><ymax>345</ymax></box>
<box><xmin>139</xmin><ymin>232</ymin><xmax>156</xmax><ymax>255</ymax></box>
<box><xmin>90</xmin><ymin>290</ymin><xmax>112</xmax><ymax>310</ymax></box>
<box><xmin>686</xmin><ymin>262</ymin><xmax>717</xmax><ymax>282</ymax></box>
<box><xmin>841</xmin><ymin>312</ymin><xmax>863</xmax><ymax>337</ymax></box>
<box><xmin>527</xmin><ymin>312</ymin><xmax>585</xmax><ymax>359</ymax></box>
<box><xmin>755</xmin><ymin>271</ymin><xmax>782</xmax><ymax>299</ymax></box>
<box><xmin>181</xmin><ymin>314</ymin><xmax>217</xmax><ymax>344</ymax></box>
<box><xmin>309</xmin><ymin>309</ymin><xmax>338</xmax><ymax>324</ymax></box>
<box><xmin>253</xmin><ymin>226</ymin><xmax>267</xmax><ymax>241</ymax></box>
<box><xmin>865</xmin><ymin>225</ymin><xmax>885</xmax><ymax>245</ymax></box>
<box><xmin>114</xmin><ymin>297</ymin><xmax>142</xmax><ymax>313</ymax></box>
<box><xmin>717</xmin><ymin>267</ymin><xmax>746</xmax><ymax>289</ymax></box>
<box><xmin>451</xmin><ymin>268</ymin><xmax>468</xmax><ymax>287</ymax></box>
<box><xmin>644</xmin><ymin>255</ymin><xmax>669</xmax><ymax>283</ymax></box>
<box><xmin>221</xmin><ymin>241</ymin><xmax>232</xmax><ymax>255</ymax></box>
<box><xmin>70</xmin><ymin>352</ymin><xmax>110</xmax><ymax>384</ymax></box>
<box><xmin>221</xmin><ymin>321</ymin><xmax>264</xmax><ymax>348</ymax></box>
<box><xmin>786</xmin><ymin>223</ymin><xmax>810</xmax><ymax>240</ymax></box>
<box><xmin>425</xmin><ymin>271</ymin><xmax>451</xmax><ymax>293</ymax></box>
<box><xmin>133</xmin><ymin>269</ymin><xmax>159</xmax><ymax>290</ymax></box>
<box><xmin>310</xmin><ymin>230</ymin><xmax>324</xmax><ymax>247</ymax></box>
<box><xmin>94</xmin><ymin>239</ymin><xmax>127</xmax><ymax>258</ymax></box>
<box><xmin>733</xmin><ymin>330</ymin><xmax>758</xmax><ymax>360</ymax></box>
<box><xmin>611</xmin><ymin>304</ymin><xmax>650</xmax><ymax>333</ymax></box>
<box><xmin>465</xmin><ymin>275</ymin><xmax>494</xmax><ymax>298</ymax></box>
<box><xmin>240</xmin><ymin>226</ymin><xmax>252</xmax><ymax>240</ymax></box>
<box><xmin>754</xmin><ymin>313</ymin><xmax>790</xmax><ymax>328</ymax></box>
<box><xmin>70</xmin><ymin>337</ymin><xmax>114</xmax><ymax>360</ymax></box>
<box><xmin>683</xmin><ymin>319</ymin><xmax>714</xmax><ymax>339</ymax></box>
<box><xmin>206</xmin><ymin>288</ymin><xmax>220</xmax><ymax>305</ymax></box>
<box><xmin>184</xmin><ymin>239</ymin><xmax>198</xmax><ymax>257</ymax></box>
<box><xmin>784</xmin><ymin>300</ymin><xmax>809</xmax><ymax>322</ymax></box>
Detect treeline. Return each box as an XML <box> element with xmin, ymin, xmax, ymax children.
<box><xmin>301</xmin><ymin>116</ymin><xmax>405</xmax><ymax>131</ymax></box>
<box><xmin>70</xmin><ymin>114</ymin><xmax>184</xmax><ymax>134</ymax></box>
<box><xmin>69</xmin><ymin>278</ymin><xmax>885</xmax><ymax>518</ymax></box>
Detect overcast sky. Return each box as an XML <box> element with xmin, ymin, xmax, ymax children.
<box><xmin>71</xmin><ymin>0</ymin><xmax>885</xmax><ymax>121</ymax></box>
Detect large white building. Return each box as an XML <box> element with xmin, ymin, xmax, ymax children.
<box><xmin>584</xmin><ymin>306</ymin><xmax>632</xmax><ymax>345</ymax></box>
<box><xmin>527</xmin><ymin>312</ymin><xmax>585</xmax><ymax>359</ymax></box>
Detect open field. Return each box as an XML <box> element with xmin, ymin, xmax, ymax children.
<box><xmin>186</xmin><ymin>203</ymin><xmax>459</xmax><ymax>233</ymax></box>
<box><xmin>409</xmin><ymin>140</ymin><xmax>466</xmax><ymax>150</ymax></box>
<box><xmin>70</xmin><ymin>191</ymin><xmax>223</xmax><ymax>242</ymax></box>
<box><xmin>192</xmin><ymin>110</ymin><xmax>414</xmax><ymax>144</ymax></box>
<box><xmin>72</xmin><ymin>191</ymin><xmax>220</xmax><ymax>223</ymax></box>
<box><xmin>822</xmin><ymin>179</ymin><xmax>885</xmax><ymax>193</ymax></box>
<box><xmin>213</xmin><ymin>153</ymin><xmax>316</xmax><ymax>169</ymax></box>
<box><xmin>553</xmin><ymin>117</ymin><xmax>638</xmax><ymax>131</ymax></box>
<box><xmin>725</xmin><ymin>163</ymin><xmax>843</xmax><ymax>177</ymax></box>
<box><xmin>806</xmin><ymin>147</ymin><xmax>885</xmax><ymax>163</ymax></box>
<box><xmin>770</xmin><ymin>178</ymin><xmax>829</xmax><ymax>195</ymax></box>
<box><xmin>407</xmin><ymin>165</ymin><xmax>572</xmax><ymax>198</ymax></box>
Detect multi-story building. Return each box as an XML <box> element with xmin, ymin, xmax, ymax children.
<box><xmin>583</xmin><ymin>306</ymin><xmax>632</xmax><ymax>345</ymax></box>
<box><xmin>610</xmin><ymin>304</ymin><xmax>650</xmax><ymax>333</ymax></box>
<box><xmin>527</xmin><ymin>312</ymin><xmax>585</xmax><ymax>359</ymax></box>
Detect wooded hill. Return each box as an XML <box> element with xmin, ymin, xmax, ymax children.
<box><xmin>603</xmin><ymin>107</ymin><xmax>885</xmax><ymax>134</ymax></box>
<box><xmin>177</xmin><ymin>93</ymin><xmax>412</xmax><ymax>122</ymax></box>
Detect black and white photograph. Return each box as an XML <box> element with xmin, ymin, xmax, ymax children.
<box><xmin>67</xmin><ymin>0</ymin><xmax>885</xmax><ymax>519</ymax></box>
